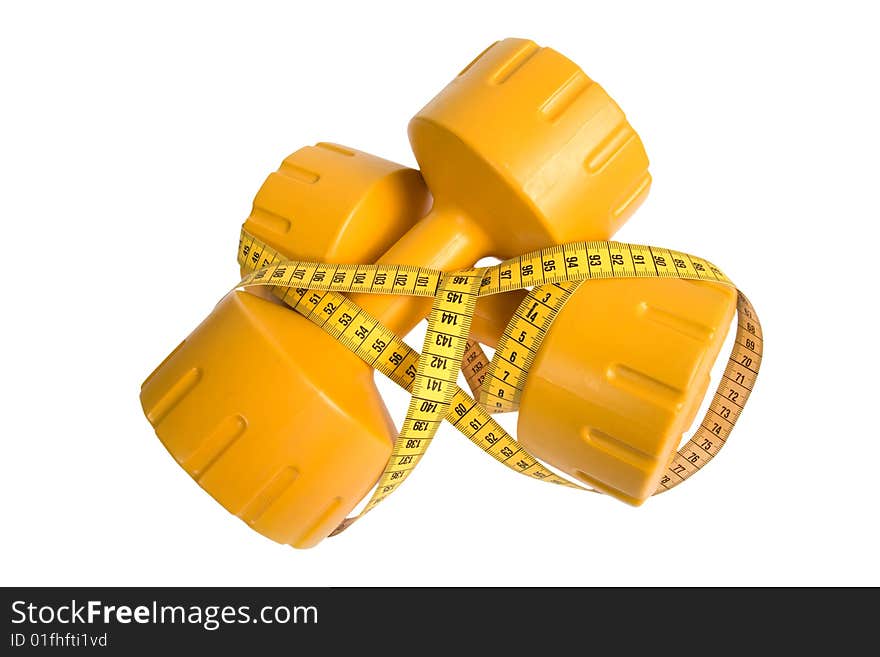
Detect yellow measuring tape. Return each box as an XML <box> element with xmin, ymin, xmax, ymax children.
<box><xmin>237</xmin><ymin>230</ymin><xmax>762</xmax><ymax>535</ymax></box>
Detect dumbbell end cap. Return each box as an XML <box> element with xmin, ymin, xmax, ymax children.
<box><xmin>517</xmin><ymin>278</ymin><xmax>738</xmax><ymax>504</ymax></box>
<box><xmin>140</xmin><ymin>291</ymin><xmax>396</xmax><ymax>548</ymax></box>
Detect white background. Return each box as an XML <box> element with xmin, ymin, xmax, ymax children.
<box><xmin>2</xmin><ymin>1</ymin><xmax>878</xmax><ymax>586</ymax></box>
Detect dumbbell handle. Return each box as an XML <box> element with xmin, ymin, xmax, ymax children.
<box><xmin>467</xmin><ymin>290</ymin><xmax>524</xmax><ymax>346</ymax></box>
<box><xmin>348</xmin><ymin>204</ymin><xmax>492</xmax><ymax>336</ymax></box>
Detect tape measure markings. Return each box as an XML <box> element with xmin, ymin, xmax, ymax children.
<box><xmin>236</xmin><ymin>234</ymin><xmax>587</xmax><ymax>508</ymax></box>
<box><xmin>236</xmin><ymin>228</ymin><xmax>761</xmax><ymax>532</ymax></box>
<box><xmin>461</xmin><ymin>340</ymin><xmax>491</xmax><ymax>399</ymax></box>
<box><xmin>658</xmin><ymin>292</ymin><xmax>761</xmax><ymax>491</ymax></box>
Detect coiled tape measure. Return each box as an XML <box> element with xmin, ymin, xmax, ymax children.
<box><xmin>236</xmin><ymin>228</ymin><xmax>762</xmax><ymax>535</ymax></box>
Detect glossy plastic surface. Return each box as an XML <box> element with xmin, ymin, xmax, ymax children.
<box><xmin>517</xmin><ymin>279</ymin><xmax>738</xmax><ymax>504</ymax></box>
<box><xmin>141</xmin><ymin>146</ymin><xmax>430</xmax><ymax>547</ymax></box>
<box><xmin>354</xmin><ymin>37</ymin><xmax>651</xmax><ymax>335</ymax></box>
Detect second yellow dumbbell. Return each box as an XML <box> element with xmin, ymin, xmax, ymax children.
<box><xmin>471</xmin><ymin>280</ymin><xmax>737</xmax><ymax>505</ymax></box>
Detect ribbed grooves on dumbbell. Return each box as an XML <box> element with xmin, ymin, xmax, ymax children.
<box><xmin>185</xmin><ymin>414</ymin><xmax>248</xmax><ymax>480</ymax></box>
<box><xmin>239</xmin><ymin>466</ymin><xmax>301</xmax><ymax>526</ymax></box>
<box><xmin>606</xmin><ymin>363</ymin><xmax>684</xmax><ymax>408</ymax></box>
<box><xmin>491</xmin><ymin>41</ymin><xmax>541</xmax><ymax>84</ymax></box>
<box><xmin>248</xmin><ymin>204</ymin><xmax>292</xmax><ymax>235</ymax></box>
<box><xmin>142</xmin><ymin>339</ymin><xmax>186</xmax><ymax>392</ymax></box>
<box><xmin>315</xmin><ymin>142</ymin><xmax>355</xmax><ymax>157</ymax></box>
<box><xmin>540</xmin><ymin>71</ymin><xmax>595</xmax><ymax>122</ymax></box>
<box><xmin>584</xmin><ymin>123</ymin><xmax>636</xmax><ymax>174</ymax></box>
<box><xmin>573</xmin><ymin>470</ymin><xmax>633</xmax><ymax>502</ymax></box>
<box><xmin>277</xmin><ymin>160</ymin><xmax>320</xmax><ymax>184</ymax></box>
<box><xmin>457</xmin><ymin>40</ymin><xmax>500</xmax><ymax>77</ymax></box>
<box><xmin>292</xmin><ymin>497</ymin><xmax>343</xmax><ymax>547</ymax></box>
<box><xmin>581</xmin><ymin>427</ymin><xmax>655</xmax><ymax>469</ymax></box>
<box><xmin>638</xmin><ymin>301</ymin><xmax>715</xmax><ymax>342</ymax></box>
<box><xmin>144</xmin><ymin>367</ymin><xmax>202</xmax><ymax>427</ymax></box>
<box><xmin>611</xmin><ymin>171</ymin><xmax>652</xmax><ymax>221</ymax></box>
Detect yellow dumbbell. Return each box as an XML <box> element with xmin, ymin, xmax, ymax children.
<box><xmin>140</xmin><ymin>37</ymin><xmax>650</xmax><ymax>547</ymax></box>
<box><xmin>141</xmin><ymin>145</ymin><xmax>430</xmax><ymax>545</ymax></box>
<box><xmin>471</xmin><ymin>279</ymin><xmax>737</xmax><ymax>504</ymax></box>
